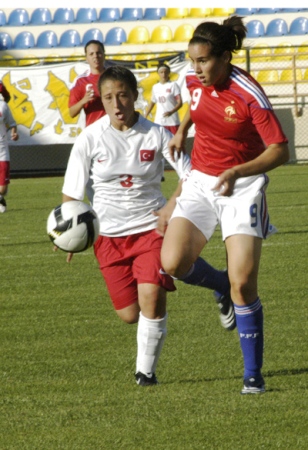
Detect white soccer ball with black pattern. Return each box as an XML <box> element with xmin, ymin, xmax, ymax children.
<box><xmin>47</xmin><ymin>201</ymin><xmax>99</xmax><ymax>253</ymax></box>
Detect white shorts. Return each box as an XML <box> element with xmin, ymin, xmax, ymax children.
<box><xmin>171</xmin><ymin>170</ymin><xmax>276</xmax><ymax>241</ymax></box>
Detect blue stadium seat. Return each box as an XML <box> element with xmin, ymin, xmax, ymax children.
<box><xmin>143</xmin><ymin>8</ymin><xmax>166</xmax><ymax>20</ymax></box>
<box><xmin>0</xmin><ymin>32</ymin><xmax>12</xmax><ymax>50</ymax></box>
<box><xmin>121</xmin><ymin>8</ymin><xmax>143</xmax><ymax>21</ymax></box>
<box><xmin>98</xmin><ymin>8</ymin><xmax>120</xmax><ymax>22</ymax></box>
<box><xmin>30</xmin><ymin>8</ymin><xmax>52</xmax><ymax>25</ymax></box>
<box><xmin>258</xmin><ymin>8</ymin><xmax>282</xmax><ymax>14</ymax></box>
<box><xmin>289</xmin><ymin>17</ymin><xmax>308</xmax><ymax>35</ymax></box>
<box><xmin>104</xmin><ymin>27</ymin><xmax>127</xmax><ymax>45</ymax></box>
<box><xmin>0</xmin><ymin>10</ymin><xmax>6</xmax><ymax>26</ymax></box>
<box><xmin>53</xmin><ymin>8</ymin><xmax>74</xmax><ymax>24</ymax></box>
<box><xmin>281</xmin><ymin>8</ymin><xmax>305</xmax><ymax>12</ymax></box>
<box><xmin>59</xmin><ymin>30</ymin><xmax>81</xmax><ymax>47</ymax></box>
<box><xmin>13</xmin><ymin>31</ymin><xmax>35</xmax><ymax>49</ymax></box>
<box><xmin>36</xmin><ymin>30</ymin><xmax>58</xmax><ymax>48</ymax></box>
<box><xmin>8</xmin><ymin>8</ymin><xmax>29</xmax><ymax>26</ymax></box>
<box><xmin>75</xmin><ymin>8</ymin><xmax>98</xmax><ymax>23</ymax></box>
<box><xmin>82</xmin><ymin>28</ymin><xmax>104</xmax><ymax>45</ymax></box>
<box><xmin>235</xmin><ymin>8</ymin><xmax>259</xmax><ymax>15</ymax></box>
<box><xmin>246</xmin><ymin>20</ymin><xmax>265</xmax><ymax>38</ymax></box>
<box><xmin>266</xmin><ymin>19</ymin><xmax>288</xmax><ymax>37</ymax></box>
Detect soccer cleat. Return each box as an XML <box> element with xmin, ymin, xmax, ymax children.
<box><xmin>241</xmin><ymin>376</ymin><xmax>265</xmax><ymax>394</ymax></box>
<box><xmin>0</xmin><ymin>196</ymin><xmax>7</xmax><ymax>213</ymax></box>
<box><xmin>135</xmin><ymin>372</ymin><xmax>158</xmax><ymax>386</ymax></box>
<box><xmin>214</xmin><ymin>291</ymin><xmax>236</xmax><ymax>331</ymax></box>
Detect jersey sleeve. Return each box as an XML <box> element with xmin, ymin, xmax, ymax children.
<box><xmin>68</xmin><ymin>80</ymin><xmax>83</xmax><ymax>108</ymax></box>
<box><xmin>161</xmin><ymin>127</ymin><xmax>191</xmax><ymax>178</ymax></box>
<box><xmin>62</xmin><ymin>132</ymin><xmax>92</xmax><ymax>200</ymax></box>
<box><xmin>249</xmin><ymin>100</ymin><xmax>288</xmax><ymax>146</ymax></box>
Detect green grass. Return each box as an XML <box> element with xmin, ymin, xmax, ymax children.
<box><xmin>1</xmin><ymin>165</ymin><xmax>307</xmax><ymax>449</ymax></box>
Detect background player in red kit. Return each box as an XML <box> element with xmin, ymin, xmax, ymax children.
<box><xmin>161</xmin><ymin>16</ymin><xmax>289</xmax><ymax>394</ymax></box>
<box><xmin>69</xmin><ymin>40</ymin><xmax>106</xmax><ymax>127</ymax></box>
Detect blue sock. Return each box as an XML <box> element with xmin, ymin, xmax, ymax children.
<box><xmin>235</xmin><ymin>298</ymin><xmax>264</xmax><ymax>380</ymax></box>
<box><xmin>180</xmin><ymin>257</ymin><xmax>230</xmax><ymax>294</ymax></box>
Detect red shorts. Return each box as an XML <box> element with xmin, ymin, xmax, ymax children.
<box><xmin>0</xmin><ymin>161</ymin><xmax>10</xmax><ymax>185</ymax></box>
<box><xmin>163</xmin><ymin>125</ymin><xmax>180</xmax><ymax>135</ymax></box>
<box><xmin>94</xmin><ymin>229</ymin><xmax>176</xmax><ymax>310</ymax></box>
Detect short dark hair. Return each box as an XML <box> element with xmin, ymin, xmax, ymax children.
<box><xmin>157</xmin><ymin>63</ymin><xmax>170</xmax><ymax>72</ymax></box>
<box><xmin>98</xmin><ymin>66</ymin><xmax>138</xmax><ymax>93</ymax></box>
<box><xmin>84</xmin><ymin>40</ymin><xmax>105</xmax><ymax>54</ymax></box>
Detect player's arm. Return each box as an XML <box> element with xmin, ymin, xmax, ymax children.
<box><xmin>144</xmin><ymin>101</ymin><xmax>155</xmax><ymax>119</ymax></box>
<box><xmin>10</xmin><ymin>126</ymin><xmax>18</xmax><ymax>141</ymax></box>
<box><xmin>163</xmin><ymin>94</ymin><xmax>183</xmax><ymax>117</ymax></box>
<box><xmin>154</xmin><ymin>180</ymin><xmax>183</xmax><ymax>236</ymax></box>
<box><xmin>168</xmin><ymin>108</ymin><xmax>192</xmax><ymax>161</ymax></box>
<box><xmin>213</xmin><ymin>143</ymin><xmax>290</xmax><ymax>197</ymax></box>
<box><xmin>62</xmin><ymin>194</ymin><xmax>78</xmax><ymax>203</ymax></box>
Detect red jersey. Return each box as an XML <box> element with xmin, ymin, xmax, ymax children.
<box><xmin>186</xmin><ymin>65</ymin><xmax>288</xmax><ymax>176</ymax></box>
<box><xmin>69</xmin><ymin>70</ymin><xmax>105</xmax><ymax>127</ymax></box>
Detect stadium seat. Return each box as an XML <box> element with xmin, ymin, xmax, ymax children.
<box><xmin>233</xmin><ymin>49</ymin><xmax>246</xmax><ymax>63</ymax></box>
<box><xmin>250</xmin><ymin>44</ymin><xmax>272</xmax><ymax>62</ymax></box>
<box><xmin>165</xmin><ymin>8</ymin><xmax>189</xmax><ymax>19</ymax></box>
<box><xmin>18</xmin><ymin>54</ymin><xmax>40</xmax><ymax>66</ymax></box>
<box><xmin>189</xmin><ymin>8</ymin><xmax>212</xmax><ymax>18</ymax></box>
<box><xmin>121</xmin><ymin>8</ymin><xmax>143</xmax><ymax>21</ymax></box>
<box><xmin>273</xmin><ymin>42</ymin><xmax>295</xmax><ymax>61</ymax></box>
<box><xmin>59</xmin><ymin>30</ymin><xmax>81</xmax><ymax>47</ymax></box>
<box><xmin>110</xmin><ymin>51</ymin><xmax>134</xmax><ymax>61</ymax></box>
<box><xmin>280</xmin><ymin>69</ymin><xmax>302</xmax><ymax>81</ymax></box>
<box><xmin>173</xmin><ymin>24</ymin><xmax>194</xmax><ymax>42</ymax></box>
<box><xmin>82</xmin><ymin>28</ymin><xmax>104</xmax><ymax>45</ymax></box>
<box><xmin>143</xmin><ymin>8</ymin><xmax>166</xmax><ymax>20</ymax></box>
<box><xmin>75</xmin><ymin>8</ymin><xmax>98</xmax><ymax>24</ymax></box>
<box><xmin>297</xmin><ymin>41</ymin><xmax>308</xmax><ymax>60</ymax></box>
<box><xmin>265</xmin><ymin>19</ymin><xmax>288</xmax><ymax>37</ymax></box>
<box><xmin>104</xmin><ymin>27</ymin><xmax>127</xmax><ymax>45</ymax></box>
<box><xmin>256</xmin><ymin>70</ymin><xmax>279</xmax><ymax>83</ymax></box>
<box><xmin>98</xmin><ymin>8</ymin><xmax>120</xmax><ymax>22</ymax></box>
<box><xmin>30</xmin><ymin>8</ymin><xmax>52</xmax><ymax>25</ymax></box>
<box><xmin>235</xmin><ymin>8</ymin><xmax>259</xmax><ymax>15</ymax></box>
<box><xmin>289</xmin><ymin>17</ymin><xmax>308</xmax><ymax>35</ymax></box>
<box><xmin>212</xmin><ymin>8</ymin><xmax>235</xmax><ymax>16</ymax></box>
<box><xmin>127</xmin><ymin>26</ymin><xmax>150</xmax><ymax>44</ymax></box>
<box><xmin>246</xmin><ymin>20</ymin><xmax>265</xmax><ymax>38</ymax></box>
<box><xmin>8</xmin><ymin>8</ymin><xmax>29</xmax><ymax>26</ymax></box>
<box><xmin>0</xmin><ymin>55</ymin><xmax>17</xmax><ymax>67</ymax></box>
<box><xmin>13</xmin><ymin>31</ymin><xmax>35</xmax><ymax>49</ymax></box>
<box><xmin>281</xmin><ymin>8</ymin><xmax>305</xmax><ymax>12</ymax></box>
<box><xmin>0</xmin><ymin>10</ymin><xmax>6</xmax><ymax>26</ymax></box>
<box><xmin>0</xmin><ymin>32</ymin><xmax>12</xmax><ymax>50</ymax></box>
<box><xmin>151</xmin><ymin>25</ymin><xmax>173</xmax><ymax>43</ymax></box>
<box><xmin>303</xmin><ymin>68</ymin><xmax>308</xmax><ymax>80</ymax></box>
<box><xmin>258</xmin><ymin>8</ymin><xmax>282</xmax><ymax>14</ymax></box>
<box><xmin>53</xmin><ymin>8</ymin><xmax>74</xmax><ymax>24</ymax></box>
<box><xmin>36</xmin><ymin>30</ymin><xmax>58</xmax><ymax>48</ymax></box>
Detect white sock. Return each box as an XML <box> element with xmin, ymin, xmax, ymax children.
<box><xmin>136</xmin><ymin>312</ymin><xmax>168</xmax><ymax>376</ymax></box>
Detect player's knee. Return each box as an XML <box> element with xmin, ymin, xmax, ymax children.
<box><xmin>115</xmin><ymin>303</ymin><xmax>140</xmax><ymax>324</ymax></box>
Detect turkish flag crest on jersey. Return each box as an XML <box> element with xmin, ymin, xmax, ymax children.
<box><xmin>140</xmin><ymin>149</ymin><xmax>155</xmax><ymax>162</ymax></box>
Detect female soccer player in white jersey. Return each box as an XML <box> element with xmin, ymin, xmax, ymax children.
<box><xmin>62</xmin><ymin>66</ymin><xmax>192</xmax><ymax>386</ymax></box>
<box><xmin>161</xmin><ymin>16</ymin><xmax>290</xmax><ymax>394</ymax></box>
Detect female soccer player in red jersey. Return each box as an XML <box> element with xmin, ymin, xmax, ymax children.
<box><xmin>161</xmin><ymin>16</ymin><xmax>290</xmax><ymax>394</ymax></box>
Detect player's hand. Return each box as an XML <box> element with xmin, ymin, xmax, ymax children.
<box><xmin>212</xmin><ymin>168</ymin><xmax>238</xmax><ymax>197</ymax></box>
<box><xmin>11</xmin><ymin>132</ymin><xmax>19</xmax><ymax>141</ymax></box>
<box><xmin>53</xmin><ymin>245</ymin><xmax>73</xmax><ymax>263</ymax></box>
<box><xmin>152</xmin><ymin>202</ymin><xmax>175</xmax><ymax>236</ymax></box>
<box><xmin>84</xmin><ymin>89</ymin><xmax>95</xmax><ymax>104</ymax></box>
<box><xmin>168</xmin><ymin>132</ymin><xmax>186</xmax><ymax>162</ymax></box>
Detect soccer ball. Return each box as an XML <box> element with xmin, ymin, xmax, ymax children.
<box><xmin>47</xmin><ymin>201</ymin><xmax>99</xmax><ymax>253</ymax></box>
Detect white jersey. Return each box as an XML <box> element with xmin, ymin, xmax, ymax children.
<box><xmin>0</xmin><ymin>100</ymin><xmax>16</xmax><ymax>161</ymax></box>
<box><xmin>151</xmin><ymin>81</ymin><xmax>181</xmax><ymax>126</ymax></box>
<box><xmin>62</xmin><ymin>114</ymin><xmax>191</xmax><ymax>237</ymax></box>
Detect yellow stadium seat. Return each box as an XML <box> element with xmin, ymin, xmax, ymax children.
<box><xmin>151</xmin><ymin>25</ymin><xmax>173</xmax><ymax>43</ymax></box>
<box><xmin>165</xmin><ymin>8</ymin><xmax>189</xmax><ymax>19</ymax></box>
<box><xmin>297</xmin><ymin>41</ymin><xmax>308</xmax><ymax>60</ymax></box>
<box><xmin>189</xmin><ymin>8</ymin><xmax>212</xmax><ymax>18</ymax></box>
<box><xmin>233</xmin><ymin>49</ymin><xmax>246</xmax><ymax>64</ymax></box>
<box><xmin>134</xmin><ymin>52</ymin><xmax>156</xmax><ymax>61</ymax></box>
<box><xmin>44</xmin><ymin>53</ymin><xmax>64</xmax><ymax>63</ymax></box>
<box><xmin>273</xmin><ymin>42</ymin><xmax>295</xmax><ymax>61</ymax></box>
<box><xmin>280</xmin><ymin>69</ymin><xmax>302</xmax><ymax>81</ymax></box>
<box><xmin>211</xmin><ymin>8</ymin><xmax>235</xmax><ymax>16</ymax></box>
<box><xmin>127</xmin><ymin>26</ymin><xmax>150</xmax><ymax>44</ymax></box>
<box><xmin>250</xmin><ymin>44</ymin><xmax>272</xmax><ymax>62</ymax></box>
<box><xmin>256</xmin><ymin>70</ymin><xmax>279</xmax><ymax>83</ymax></box>
<box><xmin>18</xmin><ymin>54</ymin><xmax>40</xmax><ymax>66</ymax></box>
<box><xmin>0</xmin><ymin>55</ymin><xmax>18</xmax><ymax>67</ymax></box>
<box><xmin>303</xmin><ymin>68</ymin><xmax>308</xmax><ymax>80</ymax></box>
<box><xmin>109</xmin><ymin>52</ymin><xmax>133</xmax><ymax>62</ymax></box>
<box><xmin>173</xmin><ymin>24</ymin><xmax>194</xmax><ymax>42</ymax></box>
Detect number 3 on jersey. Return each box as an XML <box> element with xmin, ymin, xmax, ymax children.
<box><xmin>120</xmin><ymin>174</ymin><xmax>133</xmax><ymax>188</ymax></box>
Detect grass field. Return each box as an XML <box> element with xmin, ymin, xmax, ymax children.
<box><xmin>1</xmin><ymin>164</ymin><xmax>307</xmax><ymax>449</ymax></box>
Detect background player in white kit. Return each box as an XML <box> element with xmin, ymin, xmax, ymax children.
<box><xmin>62</xmin><ymin>66</ymin><xmax>191</xmax><ymax>386</ymax></box>
<box><xmin>145</xmin><ymin>63</ymin><xmax>182</xmax><ymax>136</ymax></box>
<box><xmin>0</xmin><ymin>98</ymin><xmax>19</xmax><ymax>213</ymax></box>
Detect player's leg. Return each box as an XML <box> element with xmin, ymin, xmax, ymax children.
<box><xmin>225</xmin><ymin>234</ymin><xmax>265</xmax><ymax>394</ymax></box>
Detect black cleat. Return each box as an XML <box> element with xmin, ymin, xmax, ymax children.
<box><xmin>135</xmin><ymin>372</ymin><xmax>158</xmax><ymax>386</ymax></box>
<box><xmin>241</xmin><ymin>376</ymin><xmax>265</xmax><ymax>394</ymax></box>
<box><xmin>214</xmin><ymin>291</ymin><xmax>236</xmax><ymax>331</ymax></box>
